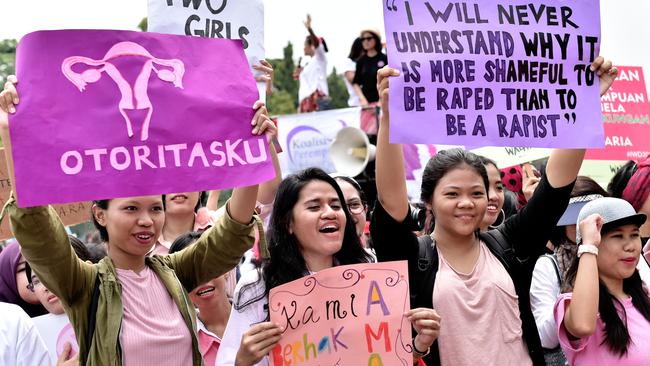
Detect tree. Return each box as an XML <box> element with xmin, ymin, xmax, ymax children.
<box><xmin>0</xmin><ymin>39</ymin><xmax>17</xmax><ymax>85</ymax></box>
<box><xmin>267</xmin><ymin>42</ymin><xmax>299</xmax><ymax>115</ymax></box>
<box><xmin>327</xmin><ymin>67</ymin><xmax>350</xmax><ymax>109</ymax></box>
<box><xmin>138</xmin><ymin>17</ymin><xmax>148</xmax><ymax>32</ymax></box>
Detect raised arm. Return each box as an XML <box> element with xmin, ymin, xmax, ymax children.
<box><xmin>562</xmin><ymin>214</ymin><xmax>602</xmax><ymax>338</ymax></box>
<box><xmin>256</xmin><ymin>143</ymin><xmax>281</xmax><ymax>205</ymax></box>
<box><xmin>167</xmin><ymin>101</ymin><xmax>277</xmax><ymax>289</ymax></box>
<box><xmin>303</xmin><ymin>14</ymin><xmax>320</xmax><ymax>49</ymax></box>
<box><xmin>546</xmin><ymin>57</ymin><xmax>617</xmax><ymax>188</ymax></box>
<box><xmin>375</xmin><ymin>67</ymin><xmax>409</xmax><ymax>222</ymax></box>
<box><xmin>499</xmin><ymin>57</ymin><xmax>618</xmax><ymax>258</ymax></box>
<box><xmin>0</xmin><ymin>76</ymin><xmax>94</xmax><ymax>306</ymax></box>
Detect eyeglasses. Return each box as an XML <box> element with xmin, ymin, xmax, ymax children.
<box><xmin>347</xmin><ymin>200</ymin><xmax>367</xmax><ymax>214</ymax></box>
<box><xmin>27</xmin><ymin>277</ymin><xmax>42</xmax><ymax>292</ymax></box>
<box><xmin>361</xmin><ymin>37</ymin><xmax>374</xmax><ymax>42</ymax></box>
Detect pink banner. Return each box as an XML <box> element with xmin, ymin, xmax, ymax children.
<box><xmin>10</xmin><ymin>30</ymin><xmax>273</xmax><ymax>207</ymax></box>
<box><xmin>269</xmin><ymin>261</ymin><xmax>412</xmax><ymax>366</ymax></box>
<box><xmin>586</xmin><ymin>66</ymin><xmax>650</xmax><ymax>161</ymax></box>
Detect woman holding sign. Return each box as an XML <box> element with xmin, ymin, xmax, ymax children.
<box><xmin>217</xmin><ymin>168</ymin><xmax>440</xmax><ymax>366</ymax></box>
<box><xmin>371</xmin><ymin>56</ymin><xmax>617</xmax><ymax>366</ymax></box>
<box><xmin>0</xmin><ymin>77</ymin><xmax>276</xmax><ymax>366</ymax></box>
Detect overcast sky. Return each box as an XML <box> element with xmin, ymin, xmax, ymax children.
<box><xmin>0</xmin><ymin>0</ymin><xmax>384</xmax><ymax>72</ymax></box>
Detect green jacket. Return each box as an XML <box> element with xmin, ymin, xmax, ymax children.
<box><xmin>5</xmin><ymin>196</ymin><xmax>258</xmax><ymax>366</ymax></box>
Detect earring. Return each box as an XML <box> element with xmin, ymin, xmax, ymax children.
<box><xmin>489</xmin><ymin>209</ymin><xmax>506</xmax><ymax>229</ymax></box>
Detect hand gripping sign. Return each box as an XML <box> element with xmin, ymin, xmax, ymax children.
<box><xmin>10</xmin><ymin>30</ymin><xmax>274</xmax><ymax>207</ymax></box>
<box><xmin>269</xmin><ymin>261</ymin><xmax>413</xmax><ymax>366</ymax></box>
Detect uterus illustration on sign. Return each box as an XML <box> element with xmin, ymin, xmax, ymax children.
<box><xmin>61</xmin><ymin>41</ymin><xmax>185</xmax><ymax>141</ymax></box>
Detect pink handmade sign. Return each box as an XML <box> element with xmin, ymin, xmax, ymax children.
<box><xmin>10</xmin><ymin>30</ymin><xmax>273</xmax><ymax>207</ymax></box>
<box><xmin>269</xmin><ymin>261</ymin><xmax>412</xmax><ymax>366</ymax></box>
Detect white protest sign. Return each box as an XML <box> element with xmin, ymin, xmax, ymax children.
<box><xmin>148</xmin><ymin>0</ymin><xmax>266</xmax><ymax>98</ymax></box>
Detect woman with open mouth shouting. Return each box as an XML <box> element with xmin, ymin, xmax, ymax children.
<box><xmin>217</xmin><ymin>168</ymin><xmax>440</xmax><ymax>366</ymax></box>
<box><xmin>0</xmin><ymin>77</ymin><xmax>276</xmax><ymax>366</ymax></box>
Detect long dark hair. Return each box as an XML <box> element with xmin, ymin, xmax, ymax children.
<box><xmin>420</xmin><ymin>148</ymin><xmax>489</xmax><ymax>234</ymax></box>
<box><xmin>563</xmin><ymin>233</ymin><xmax>650</xmax><ymax>357</ymax></box>
<box><xmin>608</xmin><ymin>161</ymin><xmax>638</xmax><ymax>198</ymax></box>
<box><xmin>348</xmin><ymin>37</ymin><xmax>364</xmax><ymax>61</ymax></box>
<box><xmin>235</xmin><ymin>168</ymin><xmax>372</xmax><ymax>310</ymax></box>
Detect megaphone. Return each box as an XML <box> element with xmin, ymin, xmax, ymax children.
<box><xmin>330</xmin><ymin>127</ymin><xmax>376</xmax><ymax>177</ymax></box>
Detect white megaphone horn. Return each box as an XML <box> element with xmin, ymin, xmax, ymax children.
<box><xmin>329</xmin><ymin>127</ymin><xmax>376</xmax><ymax>177</ymax></box>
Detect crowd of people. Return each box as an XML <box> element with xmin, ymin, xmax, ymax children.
<box><xmin>0</xmin><ymin>12</ymin><xmax>648</xmax><ymax>366</ymax></box>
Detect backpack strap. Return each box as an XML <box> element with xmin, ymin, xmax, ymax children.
<box><xmin>417</xmin><ymin>234</ymin><xmax>434</xmax><ymax>271</ymax></box>
<box><xmin>543</xmin><ymin>253</ymin><xmax>562</xmax><ymax>287</ymax></box>
<box><xmin>84</xmin><ymin>275</ymin><xmax>101</xmax><ymax>364</ymax></box>
<box><xmin>415</xmin><ymin>234</ymin><xmax>440</xmax><ymax>366</ymax></box>
<box><xmin>414</xmin><ymin>234</ymin><xmax>437</xmax><ymax>310</ymax></box>
<box><xmin>480</xmin><ymin>229</ymin><xmax>533</xmax><ymax>270</ymax></box>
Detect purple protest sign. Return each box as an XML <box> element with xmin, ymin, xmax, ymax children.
<box><xmin>10</xmin><ymin>30</ymin><xmax>274</xmax><ymax>207</ymax></box>
<box><xmin>383</xmin><ymin>0</ymin><xmax>603</xmax><ymax>148</ymax></box>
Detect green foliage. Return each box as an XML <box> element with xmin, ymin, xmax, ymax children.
<box><xmin>327</xmin><ymin>67</ymin><xmax>350</xmax><ymax>109</ymax></box>
<box><xmin>266</xmin><ymin>42</ymin><xmax>351</xmax><ymax>115</ymax></box>
<box><xmin>0</xmin><ymin>39</ymin><xmax>17</xmax><ymax>85</ymax></box>
<box><xmin>138</xmin><ymin>17</ymin><xmax>148</xmax><ymax>32</ymax></box>
<box><xmin>267</xmin><ymin>42</ymin><xmax>299</xmax><ymax>115</ymax></box>
<box><xmin>268</xmin><ymin>90</ymin><xmax>297</xmax><ymax>115</ymax></box>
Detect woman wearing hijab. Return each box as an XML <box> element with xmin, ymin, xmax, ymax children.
<box><xmin>0</xmin><ymin>240</ymin><xmax>47</xmax><ymax>317</ymax></box>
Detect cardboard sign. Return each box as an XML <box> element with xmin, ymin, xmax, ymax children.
<box><xmin>0</xmin><ymin>148</ymin><xmax>90</xmax><ymax>240</ymax></box>
<box><xmin>269</xmin><ymin>261</ymin><xmax>412</xmax><ymax>366</ymax></box>
<box><xmin>470</xmin><ymin>146</ymin><xmax>551</xmax><ymax>168</ymax></box>
<box><xmin>383</xmin><ymin>0</ymin><xmax>603</xmax><ymax>148</ymax></box>
<box><xmin>586</xmin><ymin>66</ymin><xmax>650</xmax><ymax>160</ymax></box>
<box><xmin>148</xmin><ymin>0</ymin><xmax>264</xmax><ymax>67</ymax></box>
<box><xmin>147</xmin><ymin>0</ymin><xmax>267</xmax><ymax>99</ymax></box>
<box><xmin>10</xmin><ymin>30</ymin><xmax>273</xmax><ymax>207</ymax></box>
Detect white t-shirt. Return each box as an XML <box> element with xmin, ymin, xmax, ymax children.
<box><xmin>342</xmin><ymin>58</ymin><xmax>360</xmax><ymax>107</ymax></box>
<box><xmin>0</xmin><ymin>302</ymin><xmax>50</xmax><ymax>366</ymax></box>
<box><xmin>216</xmin><ymin>270</ymin><xmax>268</xmax><ymax>366</ymax></box>
<box><xmin>298</xmin><ymin>44</ymin><xmax>328</xmax><ymax>103</ymax></box>
<box><xmin>32</xmin><ymin>313</ymin><xmax>77</xmax><ymax>366</ymax></box>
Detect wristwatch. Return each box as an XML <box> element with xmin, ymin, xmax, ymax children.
<box><xmin>412</xmin><ymin>338</ymin><xmax>430</xmax><ymax>357</ymax></box>
<box><xmin>577</xmin><ymin>244</ymin><xmax>599</xmax><ymax>258</ymax></box>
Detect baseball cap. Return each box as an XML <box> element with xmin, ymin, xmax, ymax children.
<box><xmin>575</xmin><ymin>197</ymin><xmax>647</xmax><ymax>244</ymax></box>
<box><xmin>556</xmin><ymin>194</ymin><xmax>603</xmax><ymax>226</ymax></box>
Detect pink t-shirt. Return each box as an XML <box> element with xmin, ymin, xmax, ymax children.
<box><xmin>433</xmin><ymin>242</ymin><xmax>532</xmax><ymax>366</ymax></box>
<box><xmin>554</xmin><ymin>293</ymin><xmax>650</xmax><ymax>366</ymax></box>
<box><xmin>197</xmin><ymin>319</ymin><xmax>221</xmax><ymax>366</ymax></box>
<box><xmin>116</xmin><ymin>266</ymin><xmax>193</xmax><ymax>366</ymax></box>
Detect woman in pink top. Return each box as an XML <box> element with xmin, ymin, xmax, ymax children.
<box><xmin>371</xmin><ymin>57</ymin><xmax>618</xmax><ymax>366</ymax></box>
<box><xmin>555</xmin><ymin>198</ymin><xmax>650</xmax><ymax>366</ymax></box>
<box><xmin>170</xmin><ymin>231</ymin><xmax>234</xmax><ymax>366</ymax></box>
<box><xmin>0</xmin><ymin>77</ymin><xmax>277</xmax><ymax>366</ymax></box>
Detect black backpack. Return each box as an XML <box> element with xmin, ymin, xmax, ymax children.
<box><xmin>413</xmin><ymin>230</ymin><xmax>544</xmax><ymax>366</ymax></box>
